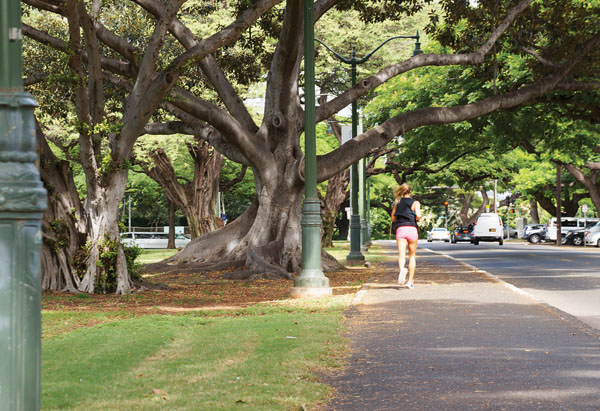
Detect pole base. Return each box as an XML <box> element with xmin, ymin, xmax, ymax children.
<box><xmin>289</xmin><ymin>286</ymin><xmax>333</xmax><ymax>299</ymax></box>
<box><xmin>346</xmin><ymin>249</ymin><xmax>365</xmax><ymax>265</ymax></box>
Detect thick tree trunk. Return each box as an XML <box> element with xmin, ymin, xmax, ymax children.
<box><xmin>37</xmin><ymin>124</ymin><xmax>87</xmax><ymax>292</ymax></box>
<box><xmin>320</xmin><ymin>169</ymin><xmax>350</xmax><ymax>248</ymax></box>
<box><xmin>457</xmin><ymin>190</ymin><xmax>489</xmax><ymax>226</ymax></box>
<box><xmin>535</xmin><ymin>184</ymin><xmax>587</xmax><ymax>217</ymax></box>
<box><xmin>188</xmin><ymin>139</ymin><xmax>222</xmax><ymax>235</ymax></box>
<box><xmin>321</xmin><ymin>209</ymin><xmax>337</xmax><ymax>249</ymax></box>
<box><xmin>536</xmin><ymin>190</ymin><xmax>557</xmax><ymax>216</ymax></box>
<box><xmin>470</xmin><ymin>190</ymin><xmax>490</xmax><ymax>224</ymax></box>
<box><xmin>563</xmin><ymin>163</ymin><xmax>600</xmax><ymax>216</ymax></box>
<box><xmin>458</xmin><ymin>193</ymin><xmax>474</xmax><ymax>226</ymax></box>
<box><xmin>561</xmin><ymin>183</ymin><xmax>587</xmax><ymax>216</ymax></box>
<box><xmin>158</xmin><ymin>151</ymin><xmax>344</xmax><ymax>278</ymax></box>
<box><xmin>529</xmin><ymin>200</ymin><xmax>540</xmax><ymax>223</ymax></box>
<box><xmin>167</xmin><ymin>200</ymin><xmax>176</xmax><ymax>249</ymax></box>
<box><xmin>144</xmin><ymin>138</ymin><xmax>222</xmax><ymax>238</ymax></box>
<box><xmin>78</xmin><ymin>170</ymin><xmax>132</xmax><ymax>294</ymax></box>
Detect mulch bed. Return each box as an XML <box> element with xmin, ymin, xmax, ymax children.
<box><xmin>42</xmin><ymin>264</ymin><xmax>381</xmax><ymax>314</ymax></box>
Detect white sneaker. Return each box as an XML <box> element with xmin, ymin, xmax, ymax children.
<box><xmin>406</xmin><ymin>281</ymin><xmax>414</xmax><ymax>289</ymax></box>
<box><xmin>398</xmin><ymin>268</ymin><xmax>408</xmax><ymax>284</ymax></box>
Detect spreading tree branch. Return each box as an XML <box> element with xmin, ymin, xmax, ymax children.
<box><xmin>316</xmin><ymin>0</ymin><xmax>535</xmax><ymax>122</ymax></box>
<box><xmin>520</xmin><ymin>45</ymin><xmax>557</xmax><ymax>67</ymax></box>
<box><xmin>24</xmin><ymin>72</ymin><xmax>49</xmax><ymax>86</ymax></box>
<box><xmin>262</xmin><ymin>0</ymin><xmax>304</xmax><ymax>140</ymax></box>
<box><xmin>220</xmin><ymin>165</ymin><xmax>248</xmax><ymax>190</ymax></box>
<box><xmin>316</xmin><ymin>29</ymin><xmax>600</xmax><ymax>182</ymax></box>
<box><xmin>131</xmin><ymin>0</ymin><xmax>258</xmax><ymax>133</ymax></box>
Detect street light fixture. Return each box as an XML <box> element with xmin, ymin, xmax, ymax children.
<box><xmin>291</xmin><ymin>0</ymin><xmax>332</xmax><ymax>298</ymax></box>
<box><xmin>315</xmin><ymin>33</ymin><xmax>423</xmax><ymax>263</ymax></box>
<box><xmin>1</xmin><ymin>0</ymin><xmax>47</xmax><ymax>408</ymax></box>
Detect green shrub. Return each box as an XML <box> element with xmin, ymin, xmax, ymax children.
<box><xmin>95</xmin><ymin>238</ymin><xmax>142</xmax><ymax>293</ymax></box>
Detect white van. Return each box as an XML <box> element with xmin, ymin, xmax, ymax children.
<box><xmin>471</xmin><ymin>213</ymin><xmax>503</xmax><ymax>245</ymax></box>
<box><xmin>120</xmin><ymin>232</ymin><xmax>191</xmax><ymax>249</ymax></box>
<box><xmin>546</xmin><ymin>217</ymin><xmax>599</xmax><ymax>241</ymax></box>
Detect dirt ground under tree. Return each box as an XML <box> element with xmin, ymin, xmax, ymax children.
<box><xmin>43</xmin><ymin>246</ymin><xmax>472</xmax><ymax>315</ymax></box>
<box><xmin>42</xmin><ymin>263</ymin><xmax>380</xmax><ymax>314</ymax></box>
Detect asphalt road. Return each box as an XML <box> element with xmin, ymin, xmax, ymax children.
<box><xmin>421</xmin><ymin>240</ymin><xmax>600</xmax><ymax>331</ymax></box>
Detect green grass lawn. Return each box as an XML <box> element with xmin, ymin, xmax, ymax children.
<box><xmin>42</xmin><ymin>297</ymin><xmax>350</xmax><ymax>410</ymax></box>
<box><xmin>325</xmin><ymin>240</ymin><xmax>390</xmax><ymax>264</ymax></box>
<box><xmin>140</xmin><ymin>241</ymin><xmax>391</xmax><ymax>267</ymax></box>
<box><xmin>137</xmin><ymin>249</ymin><xmax>179</xmax><ymax>264</ymax></box>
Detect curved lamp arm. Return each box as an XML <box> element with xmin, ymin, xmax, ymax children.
<box><xmin>315</xmin><ymin>38</ymin><xmax>353</xmax><ymax>64</ymax></box>
<box><xmin>358</xmin><ymin>32</ymin><xmax>420</xmax><ymax>64</ymax></box>
<box><xmin>315</xmin><ymin>32</ymin><xmax>421</xmax><ymax>66</ymax></box>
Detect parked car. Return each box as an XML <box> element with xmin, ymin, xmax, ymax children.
<box><xmin>120</xmin><ymin>232</ymin><xmax>191</xmax><ymax>249</ymax></box>
<box><xmin>563</xmin><ymin>229</ymin><xmax>585</xmax><ymax>246</ymax></box>
<box><xmin>584</xmin><ymin>222</ymin><xmax>600</xmax><ymax>247</ymax></box>
<box><xmin>503</xmin><ymin>226</ymin><xmax>518</xmax><ymax>238</ymax></box>
<box><xmin>471</xmin><ymin>213</ymin><xmax>503</xmax><ymax>245</ymax></box>
<box><xmin>427</xmin><ymin>228</ymin><xmax>450</xmax><ymax>242</ymax></box>
<box><xmin>451</xmin><ymin>226</ymin><xmax>474</xmax><ymax>243</ymax></box>
<box><xmin>523</xmin><ymin>224</ymin><xmax>547</xmax><ymax>244</ymax></box>
<box><xmin>545</xmin><ymin>217</ymin><xmax>600</xmax><ymax>241</ymax></box>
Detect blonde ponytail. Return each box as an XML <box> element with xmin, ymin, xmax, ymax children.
<box><xmin>394</xmin><ymin>183</ymin><xmax>412</xmax><ymax>200</ymax></box>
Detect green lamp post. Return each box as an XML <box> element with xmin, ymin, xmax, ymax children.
<box><xmin>315</xmin><ymin>33</ymin><xmax>423</xmax><ymax>263</ymax></box>
<box><xmin>358</xmin><ymin>153</ymin><xmax>366</xmax><ymax>251</ymax></box>
<box><xmin>0</xmin><ymin>0</ymin><xmax>47</xmax><ymax>409</ymax></box>
<box><xmin>365</xmin><ymin>159</ymin><xmax>372</xmax><ymax>247</ymax></box>
<box><xmin>291</xmin><ymin>0</ymin><xmax>332</xmax><ymax>298</ymax></box>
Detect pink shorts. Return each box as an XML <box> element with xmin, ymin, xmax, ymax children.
<box><xmin>396</xmin><ymin>226</ymin><xmax>418</xmax><ymax>241</ymax></box>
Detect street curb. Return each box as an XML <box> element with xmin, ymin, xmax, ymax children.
<box><xmin>423</xmin><ymin>247</ymin><xmax>600</xmax><ymax>340</ymax></box>
<box><xmin>351</xmin><ymin>288</ymin><xmax>367</xmax><ymax>305</ymax></box>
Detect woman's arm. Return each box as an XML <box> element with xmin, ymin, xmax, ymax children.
<box><xmin>413</xmin><ymin>201</ymin><xmax>422</xmax><ymax>221</ymax></box>
<box><xmin>391</xmin><ymin>203</ymin><xmax>397</xmax><ymax>222</ymax></box>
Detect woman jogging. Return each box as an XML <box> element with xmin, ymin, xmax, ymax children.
<box><xmin>391</xmin><ymin>183</ymin><xmax>421</xmax><ymax>289</ymax></box>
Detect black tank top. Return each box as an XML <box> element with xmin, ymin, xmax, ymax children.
<box><xmin>392</xmin><ymin>198</ymin><xmax>417</xmax><ymax>230</ymax></box>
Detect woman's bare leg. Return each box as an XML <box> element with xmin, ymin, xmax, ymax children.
<box><xmin>396</xmin><ymin>237</ymin><xmax>407</xmax><ymax>273</ymax></box>
<box><xmin>407</xmin><ymin>239</ymin><xmax>418</xmax><ymax>284</ymax></box>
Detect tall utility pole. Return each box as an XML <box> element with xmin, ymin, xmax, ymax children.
<box><xmin>358</xmin><ymin>155</ymin><xmax>367</xmax><ymax>250</ymax></box>
<box><xmin>0</xmin><ymin>0</ymin><xmax>47</xmax><ymax>409</ymax></box>
<box><xmin>365</xmin><ymin>171</ymin><xmax>372</xmax><ymax>247</ymax></box>
<box><xmin>443</xmin><ymin>201</ymin><xmax>449</xmax><ymax>229</ymax></box>
<box><xmin>291</xmin><ymin>0</ymin><xmax>332</xmax><ymax>298</ymax></box>
<box><xmin>493</xmin><ymin>180</ymin><xmax>497</xmax><ymax>213</ymax></box>
<box><xmin>359</xmin><ymin>117</ymin><xmax>368</xmax><ymax>250</ymax></box>
<box><xmin>556</xmin><ymin>164</ymin><xmax>562</xmax><ymax>246</ymax></box>
<box><xmin>347</xmin><ymin>44</ymin><xmax>365</xmax><ymax>263</ymax></box>
<box><xmin>315</xmin><ymin>33</ymin><xmax>422</xmax><ymax>264</ymax></box>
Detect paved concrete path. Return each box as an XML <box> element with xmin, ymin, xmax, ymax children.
<box><xmin>322</xmin><ymin>244</ymin><xmax>600</xmax><ymax>410</ymax></box>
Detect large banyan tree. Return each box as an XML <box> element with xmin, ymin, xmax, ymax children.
<box><xmin>24</xmin><ymin>0</ymin><xmax>600</xmax><ymax>293</ymax></box>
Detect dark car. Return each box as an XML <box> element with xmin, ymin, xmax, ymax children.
<box><xmin>451</xmin><ymin>226</ymin><xmax>474</xmax><ymax>243</ymax></box>
<box><xmin>523</xmin><ymin>224</ymin><xmax>547</xmax><ymax>244</ymax></box>
<box><xmin>563</xmin><ymin>228</ymin><xmax>585</xmax><ymax>246</ymax></box>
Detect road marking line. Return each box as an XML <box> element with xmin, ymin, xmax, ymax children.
<box><xmin>424</xmin><ymin>248</ymin><xmax>541</xmax><ymax>302</ymax></box>
<box><xmin>497</xmin><ymin>274</ymin><xmax>596</xmax><ymax>279</ymax></box>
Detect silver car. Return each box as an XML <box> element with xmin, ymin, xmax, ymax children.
<box><xmin>584</xmin><ymin>222</ymin><xmax>600</xmax><ymax>247</ymax></box>
<box><xmin>427</xmin><ymin>227</ymin><xmax>450</xmax><ymax>242</ymax></box>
